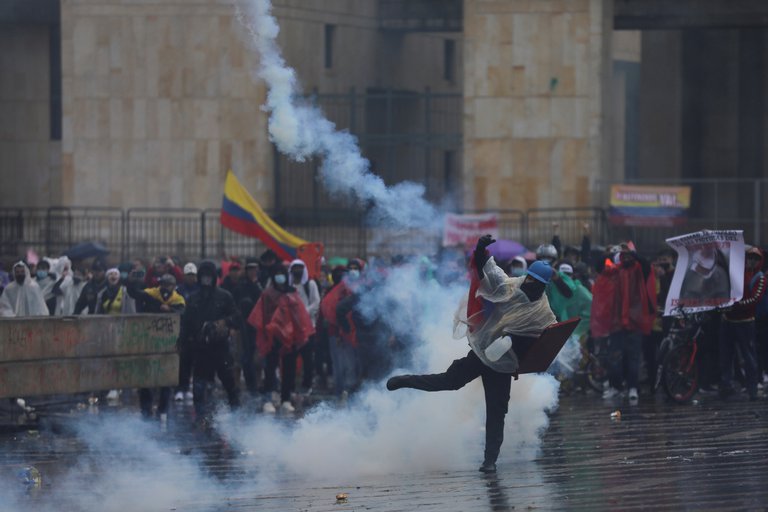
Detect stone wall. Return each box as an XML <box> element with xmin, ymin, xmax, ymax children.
<box><xmin>59</xmin><ymin>0</ymin><xmax>271</xmax><ymax>209</ymax></box>
<box><xmin>0</xmin><ymin>25</ymin><xmax>61</xmax><ymax>207</ymax></box>
<box><xmin>0</xmin><ymin>0</ymin><xmax>462</xmax><ymax>211</ymax></box>
<box><xmin>462</xmin><ymin>0</ymin><xmax>613</xmax><ymax>211</ymax></box>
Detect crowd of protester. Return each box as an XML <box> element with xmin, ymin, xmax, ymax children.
<box><xmin>1</xmin><ymin>225</ymin><xmax>766</xmax><ymax>422</ymax></box>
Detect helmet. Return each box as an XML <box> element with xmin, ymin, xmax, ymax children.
<box><xmin>528</xmin><ymin>261</ymin><xmax>554</xmax><ymax>284</ymax></box>
<box><xmin>183</xmin><ymin>262</ymin><xmax>197</xmax><ymax>275</ymax></box>
<box><xmin>535</xmin><ymin>244</ymin><xmax>558</xmax><ymax>262</ymax></box>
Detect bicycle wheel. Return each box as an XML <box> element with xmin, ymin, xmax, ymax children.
<box><xmin>585</xmin><ymin>357</ymin><xmax>608</xmax><ymax>392</ymax></box>
<box><xmin>661</xmin><ymin>344</ymin><xmax>699</xmax><ymax>404</ymax></box>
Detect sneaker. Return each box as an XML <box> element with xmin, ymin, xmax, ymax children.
<box><xmin>386</xmin><ymin>375</ymin><xmax>411</xmax><ymax>391</ymax></box>
<box><xmin>174</xmin><ymin>391</ymin><xmax>184</xmax><ymax>402</ymax></box>
<box><xmin>602</xmin><ymin>386</ymin><xmax>621</xmax><ymax>399</ymax></box>
<box><xmin>478</xmin><ymin>461</ymin><xmax>497</xmax><ymax>473</ymax></box>
<box><xmin>628</xmin><ymin>388</ymin><xmax>639</xmax><ymax>401</ymax></box>
<box><xmin>280</xmin><ymin>401</ymin><xmax>295</xmax><ymax>413</ymax></box>
<box><xmin>106</xmin><ymin>389</ymin><xmax>120</xmax><ymax>401</ymax></box>
<box><xmin>185</xmin><ymin>391</ymin><xmax>194</xmax><ymax>401</ymax></box>
<box><xmin>263</xmin><ymin>402</ymin><xmax>276</xmax><ymax>414</ymax></box>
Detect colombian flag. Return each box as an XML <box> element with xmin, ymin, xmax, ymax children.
<box><xmin>221</xmin><ymin>170</ymin><xmax>308</xmax><ymax>261</ymax></box>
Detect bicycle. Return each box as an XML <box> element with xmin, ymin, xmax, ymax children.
<box><xmin>654</xmin><ymin>308</ymin><xmax>713</xmax><ymax>403</ymax></box>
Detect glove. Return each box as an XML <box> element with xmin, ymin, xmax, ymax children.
<box><xmin>473</xmin><ymin>234</ymin><xmax>496</xmax><ymax>277</ymax></box>
<box><xmin>476</xmin><ymin>234</ymin><xmax>496</xmax><ymax>252</ymax></box>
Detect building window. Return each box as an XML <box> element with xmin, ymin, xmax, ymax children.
<box><xmin>324</xmin><ymin>24</ymin><xmax>335</xmax><ymax>69</ymax></box>
<box><xmin>443</xmin><ymin>39</ymin><xmax>456</xmax><ymax>82</ymax></box>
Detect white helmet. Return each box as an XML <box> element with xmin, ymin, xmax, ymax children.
<box><xmin>536</xmin><ymin>244</ymin><xmax>558</xmax><ymax>262</ymax></box>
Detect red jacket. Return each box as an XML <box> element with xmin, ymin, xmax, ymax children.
<box><xmin>319</xmin><ymin>282</ymin><xmax>357</xmax><ymax>347</ymax></box>
<box><xmin>618</xmin><ymin>260</ymin><xmax>656</xmax><ymax>335</ymax></box>
<box><xmin>248</xmin><ymin>287</ymin><xmax>314</xmax><ymax>358</ymax></box>
<box><xmin>590</xmin><ymin>266</ymin><xmax>620</xmax><ymax>338</ymax></box>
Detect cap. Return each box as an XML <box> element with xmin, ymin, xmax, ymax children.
<box><xmin>527</xmin><ymin>260</ymin><xmax>554</xmax><ymax>284</ymax></box>
<box><xmin>159</xmin><ymin>273</ymin><xmax>177</xmax><ymax>285</ymax></box>
<box><xmin>183</xmin><ymin>263</ymin><xmax>197</xmax><ymax>275</ymax></box>
<box><xmin>558</xmin><ymin>263</ymin><xmax>573</xmax><ymax>275</ymax></box>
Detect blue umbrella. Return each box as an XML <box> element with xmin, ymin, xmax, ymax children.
<box><xmin>62</xmin><ymin>242</ymin><xmax>110</xmax><ymax>260</ymax></box>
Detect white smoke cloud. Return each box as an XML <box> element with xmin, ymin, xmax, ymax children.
<box><xmin>218</xmin><ymin>264</ymin><xmax>560</xmax><ymax>481</ymax></box>
<box><xmin>237</xmin><ymin>0</ymin><xmax>439</xmax><ymax>230</ymax></box>
<box><xmin>0</xmin><ymin>2</ymin><xmax>565</xmax><ymax>506</ymax></box>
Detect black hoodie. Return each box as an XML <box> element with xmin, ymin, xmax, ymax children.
<box><xmin>178</xmin><ymin>261</ymin><xmax>240</xmax><ymax>351</ymax></box>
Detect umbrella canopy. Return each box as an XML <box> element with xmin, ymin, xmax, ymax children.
<box><xmin>487</xmin><ymin>239</ymin><xmax>527</xmax><ymax>261</ymax></box>
<box><xmin>62</xmin><ymin>242</ymin><xmax>110</xmax><ymax>260</ymax></box>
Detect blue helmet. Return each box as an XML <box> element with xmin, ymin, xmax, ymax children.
<box><xmin>527</xmin><ymin>260</ymin><xmax>554</xmax><ymax>284</ymax></box>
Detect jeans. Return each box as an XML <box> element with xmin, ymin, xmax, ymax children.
<box><xmin>139</xmin><ymin>387</ymin><xmax>171</xmax><ymax>417</ymax></box>
<box><xmin>192</xmin><ymin>344</ymin><xmax>240</xmax><ymax>416</ymax></box>
<box><xmin>328</xmin><ymin>335</ymin><xmax>358</xmax><ymax>396</ymax></box>
<box><xmin>241</xmin><ymin>324</ymin><xmax>259</xmax><ymax>395</ymax></box>
<box><xmin>719</xmin><ymin>319</ymin><xmax>759</xmax><ymax>397</ymax></box>
<box><xmin>607</xmin><ymin>330</ymin><xmax>642</xmax><ymax>390</ymax></box>
<box><xmin>263</xmin><ymin>347</ymin><xmax>298</xmax><ymax>403</ymax></box>
<box><xmin>394</xmin><ymin>350</ymin><xmax>513</xmax><ymax>465</ymax></box>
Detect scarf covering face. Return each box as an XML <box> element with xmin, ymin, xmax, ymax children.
<box><xmin>455</xmin><ymin>256</ymin><xmax>556</xmax><ymax>374</ymax></box>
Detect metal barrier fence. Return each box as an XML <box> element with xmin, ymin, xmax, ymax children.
<box><xmin>0</xmin><ymin>202</ymin><xmax>762</xmax><ymax>264</ymax></box>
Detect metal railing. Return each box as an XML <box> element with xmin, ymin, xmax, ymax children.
<box><xmin>1</xmin><ymin>199</ymin><xmax>763</xmax><ymax>264</ymax></box>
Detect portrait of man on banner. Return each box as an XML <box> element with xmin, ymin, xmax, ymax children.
<box><xmin>678</xmin><ymin>243</ymin><xmax>731</xmax><ymax>305</ymax></box>
<box><xmin>664</xmin><ymin>230</ymin><xmax>745</xmax><ymax>315</ymax></box>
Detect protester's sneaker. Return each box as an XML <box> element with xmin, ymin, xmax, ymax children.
<box><xmin>628</xmin><ymin>388</ymin><xmax>639</xmax><ymax>401</ymax></box>
<box><xmin>263</xmin><ymin>402</ymin><xmax>276</xmax><ymax>414</ymax></box>
<box><xmin>602</xmin><ymin>387</ymin><xmax>621</xmax><ymax>399</ymax></box>
<box><xmin>280</xmin><ymin>401</ymin><xmax>295</xmax><ymax>413</ymax></box>
<box><xmin>106</xmin><ymin>389</ymin><xmax>120</xmax><ymax>401</ymax></box>
<box><xmin>185</xmin><ymin>391</ymin><xmax>194</xmax><ymax>401</ymax></box>
<box><xmin>478</xmin><ymin>461</ymin><xmax>497</xmax><ymax>473</ymax></box>
<box><xmin>386</xmin><ymin>375</ymin><xmax>411</xmax><ymax>391</ymax></box>
<box><xmin>174</xmin><ymin>391</ymin><xmax>184</xmax><ymax>402</ymax></box>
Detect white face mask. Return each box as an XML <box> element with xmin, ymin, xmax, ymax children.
<box><xmin>347</xmin><ymin>269</ymin><xmax>360</xmax><ymax>280</ymax></box>
<box><xmin>274</xmin><ymin>274</ymin><xmax>287</xmax><ymax>285</ymax></box>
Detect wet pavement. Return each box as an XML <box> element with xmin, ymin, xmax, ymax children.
<box><xmin>1</xmin><ymin>388</ymin><xmax>767</xmax><ymax>511</ymax></box>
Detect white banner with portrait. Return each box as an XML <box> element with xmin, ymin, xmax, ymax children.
<box><xmin>664</xmin><ymin>230</ymin><xmax>745</xmax><ymax>315</ymax></box>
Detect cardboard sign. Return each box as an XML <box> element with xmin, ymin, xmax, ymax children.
<box><xmin>516</xmin><ymin>318</ymin><xmax>581</xmax><ymax>377</ymax></box>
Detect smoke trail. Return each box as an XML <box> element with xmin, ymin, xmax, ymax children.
<box><xmin>237</xmin><ymin>0</ymin><xmax>439</xmax><ymax>229</ymax></box>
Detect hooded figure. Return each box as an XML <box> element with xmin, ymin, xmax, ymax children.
<box><xmin>288</xmin><ymin>259</ymin><xmax>320</xmax><ymax>326</ymax></box>
<box><xmin>0</xmin><ymin>262</ymin><xmax>49</xmax><ymax>317</ymax></box>
<box><xmin>248</xmin><ymin>265</ymin><xmax>314</xmax><ymax>413</ymax></box>
<box><xmin>178</xmin><ymin>260</ymin><xmax>240</xmax><ymax>416</ymax></box>
<box><xmin>387</xmin><ymin>236</ymin><xmax>556</xmax><ymax>474</ymax></box>
<box><xmin>53</xmin><ymin>258</ymin><xmax>87</xmax><ymax>316</ymax></box>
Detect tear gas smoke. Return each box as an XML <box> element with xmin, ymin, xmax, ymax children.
<box><xmin>0</xmin><ymin>2</ymin><xmax>566</xmax><ymax>507</ymax></box>
<box><xmin>218</xmin><ymin>264</ymin><xmax>560</xmax><ymax>481</ymax></box>
<box><xmin>236</xmin><ymin>0</ymin><xmax>439</xmax><ymax>230</ymax></box>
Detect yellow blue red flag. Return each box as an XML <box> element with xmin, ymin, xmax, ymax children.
<box><xmin>221</xmin><ymin>170</ymin><xmax>308</xmax><ymax>261</ymax></box>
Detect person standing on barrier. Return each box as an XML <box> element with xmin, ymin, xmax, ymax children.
<box><xmin>179</xmin><ymin>261</ymin><xmax>241</xmax><ymax>420</ymax></box>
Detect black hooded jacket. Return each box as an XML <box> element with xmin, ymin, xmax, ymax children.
<box><xmin>178</xmin><ymin>261</ymin><xmax>240</xmax><ymax>350</ymax></box>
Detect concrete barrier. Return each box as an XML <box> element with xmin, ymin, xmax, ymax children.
<box><xmin>0</xmin><ymin>315</ymin><xmax>179</xmax><ymax>398</ymax></box>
